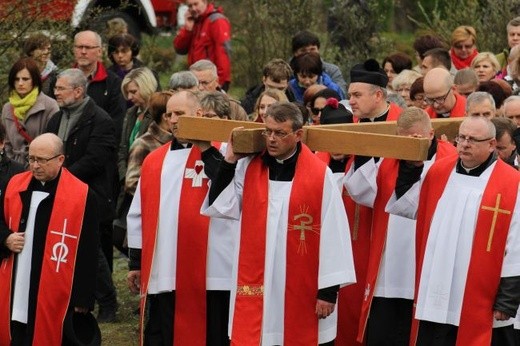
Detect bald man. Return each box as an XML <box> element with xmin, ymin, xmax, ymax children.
<box><xmin>0</xmin><ymin>133</ymin><xmax>99</xmax><ymax>345</ymax></box>
<box><xmin>423</xmin><ymin>67</ymin><xmax>466</xmax><ymax>118</ymax></box>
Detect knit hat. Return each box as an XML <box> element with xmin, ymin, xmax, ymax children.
<box><xmin>320</xmin><ymin>98</ymin><xmax>353</xmax><ymax>125</ymax></box>
<box><xmin>350</xmin><ymin>58</ymin><xmax>388</xmax><ymax>88</ymax></box>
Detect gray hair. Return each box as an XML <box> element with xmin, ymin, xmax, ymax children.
<box><xmin>503</xmin><ymin>95</ymin><xmax>520</xmax><ymax>113</ymax></box>
<box><xmin>74</xmin><ymin>30</ymin><xmax>102</xmax><ymax>46</ymax></box>
<box><xmin>58</xmin><ymin>68</ymin><xmax>88</xmax><ymax>94</ymax></box>
<box><xmin>169</xmin><ymin>71</ymin><xmax>199</xmax><ymax>90</ymax></box>
<box><xmin>392</xmin><ymin>69</ymin><xmax>421</xmax><ymax>90</ymax></box>
<box><xmin>199</xmin><ymin>92</ymin><xmax>231</xmax><ymax>119</ymax></box>
<box><xmin>462</xmin><ymin>116</ymin><xmax>496</xmax><ymax>138</ymax></box>
<box><xmin>189</xmin><ymin>59</ymin><xmax>217</xmax><ymax>77</ymax></box>
<box><xmin>465</xmin><ymin>91</ymin><xmax>496</xmax><ymax>112</ymax></box>
<box><xmin>265</xmin><ymin>102</ymin><xmax>304</xmax><ymax>131</ymax></box>
<box><xmin>454</xmin><ymin>68</ymin><xmax>479</xmax><ymax>87</ymax></box>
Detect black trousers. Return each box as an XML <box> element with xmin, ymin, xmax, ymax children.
<box><xmin>144</xmin><ymin>290</ymin><xmax>230</xmax><ymax>346</ymax></box>
<box><xmin>366</xmin><ymin>297</ymin><xmax>413</xmax><ymax>346</ymax></box>
<box><xmin>417</xmin><ymin>320</ymin><xmax>516</xmax><ymax>346</ymax></box>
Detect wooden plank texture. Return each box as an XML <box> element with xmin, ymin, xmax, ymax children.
<box><xmin>176</xmin><ymin>116</ymin><xmax>264</xmax><ymax>142</ymax></box>
<box><xmin>232</xmin><ymin>128</ymin><xmax>430</xmax><ymax>161</ymax></box>
<box><xmin>319</xmin><ymin>117</ymin><xmax>463</xmax><ymax>141</ymax></box>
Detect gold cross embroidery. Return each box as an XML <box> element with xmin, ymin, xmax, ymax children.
<box><xmin>481</xmin><ymin>194</ymin><xmax>511</xmax><ymax>252</ymax></box>
<box><xmin>289</xmin><ymin>205</ymin><xmax>320</xmax><ymax>255</ymax></box>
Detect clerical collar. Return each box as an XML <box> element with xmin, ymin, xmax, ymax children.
<box><xmin>275</xmin><ymin>147</ymin><xmax>298</xmax><ymax>164</ymax></box>
<box><xmin>369</xmin><ymin>104</ymin><xmax>390</xmax><ymax>122</ymax></box>
<box><xmin>262</xmin><ymin>142</ymin><xmax>301</xmax><ymax>181</ymax></box>
<box><xmin>456</xmin><ymin>152</ymin><xmax>496</xmax><ymax>176</ymax></box>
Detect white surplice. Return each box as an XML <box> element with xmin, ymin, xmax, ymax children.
<box><xmin>11</xmin><ymin>191</ymin><xmax>49</xmax><ymax>323</ymax></box>
<box><xmin>344</xmin><ymin>157</ymin><xmax>435</xmax><ymax>299</ymax></box>
<box><xmin>386</xmin><ymin>162</ymin><xmax>520</xmax><ymax>327</ymax></box>
<box><xmin>202</xmin><ymin>156</ymin><xmax>356</xmax><ymax>344</ymax></box>
<box><xmin>127</xmin><ymin>147</ymin><xmax>238</xmax><ymax>294</ymax></box>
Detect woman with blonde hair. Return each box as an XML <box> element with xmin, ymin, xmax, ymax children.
<box><xmin>252</xmin><ymin>89</ymin><xmax>288</xmax><ymax>122</ymax></box>
<box><xmin>450</xmin><ymin>25</ymin><xmax>478</xmax><ymax>70</ymax></box>
<box><xmin>471</xmin><ymin>52</ymin><xmax>501</xmax><ymax>83</ymax></box>
<box><xmin>118</xmin><ymin>67</ymin><xmax>159</xmax><ymax>184</ymax></box>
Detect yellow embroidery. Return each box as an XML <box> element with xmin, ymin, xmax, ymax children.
<box><xmin>481</xmin><ymin>194</ymin><xmax>511</xmax><ymax>252</ymax></box>
<box><xmin>289</xmin><ymin>205</ymin><xmax>320</xmax><ymax>255</ymax></box>
<box><xmin>237</xmin><ymin>285</ymin><xmax>264</xmax><ymax>296</ymax></box>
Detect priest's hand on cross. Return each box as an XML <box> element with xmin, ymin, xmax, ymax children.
<box><xmin>315</xmin><ymin>299</ymin><xmax>335</xmax><ymax>319</ymax></box>
<box><xmin>5</xmin><ymin>232</ymin><xmax>25</xmax><ymax>253</ymax></box>
<box><xmin>224</xmin><ymin>127</ymin><xmax>248</xmax><ymax>164</ymax></box>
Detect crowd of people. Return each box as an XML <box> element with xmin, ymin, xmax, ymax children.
<box><xmin>1</xmin><ymin>0</ymin><xmax>520</xmax><ymax>344</ymax></box>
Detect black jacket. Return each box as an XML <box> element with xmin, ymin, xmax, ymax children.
<box><xmin>240</xmin><ymin>84</ymin><xmax>296</xmax><ymax>115</ymax></box>
<box><xmin>46</xmin><ymin>98</ymin><xmax>116</xmax><ymax>222</ymax></box>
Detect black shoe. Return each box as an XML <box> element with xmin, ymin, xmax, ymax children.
<box><xmin>97</xmin><ymin>306</ymin><xmax>117</xmax><ymax>323</ymax></box>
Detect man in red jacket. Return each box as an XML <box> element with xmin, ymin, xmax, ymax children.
<box><xmin>174</xmin><ymin>0</ymin><xmax>232</xmax><ymax>91</ymax></box>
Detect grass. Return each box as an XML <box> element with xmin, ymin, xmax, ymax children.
<box><xmin>98</xmin><ymin>252</ymin><xmax>140</xmax><ymax>345</ymax></box>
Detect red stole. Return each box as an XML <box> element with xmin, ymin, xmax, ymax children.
<box><xmin>0</xmin><ymin>169</ymin><xmax>88</xmax><ymax>345</ymax></box>
<box><xmin>139</xmin><ymin>143</ymin><xmax>211</xmax><ymax>346</ymax></box>
<box><xmin>232</xmin><ymin>144</ymin><xmax>326</xmax><ymax>345</ymax></box>
<box><xmin>410</xmin><ymin>157</ymin><xmax>519</xmax><ymax>345</ymax></box>
<box><xmin>356</xmin><ymin>141</ymin><xmax>457</xmax><ymax>342</ymax></box>
<box><xmin>425</xmin><ymin>93</ymin><xmax>467</xmax><ymax>119</ymax></box>
<box><xmin>450</xmin><ymin>48</ymin><xmax>479</xmax><ymax>70</ymax></box>
<box><xmin>353</xmin><ymin>102</ymin><xmax>402</xmax><ymax>123</ymax></box>
<box><xmin>316</xmin><ymin>153</ymin><xmax>372</xmax><ymax>345</ymax></box>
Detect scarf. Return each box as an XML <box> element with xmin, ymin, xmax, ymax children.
<box><xmin>41</xmin><ymin>60</ymin><xmax>57</xmax><ymax>81</ymax></box>
<box><xmin>450</xmin><ymin>48</ymin><xmax>479</xmax><ymax>70</ymax></box>
<box><xmin>9</xmin><ymin>87</ymin><xmax>39</xmax><ymax>121</ymax></box>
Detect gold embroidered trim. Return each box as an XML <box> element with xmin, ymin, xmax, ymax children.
<box><xmin>237</xmin><ymin>285</ymin><xmax>264</xmax><ymax>296</ymax></box>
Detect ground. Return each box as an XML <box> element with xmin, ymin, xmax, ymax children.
<box><xmin>99</xmin><ymin>251</ymin><xmax>140</xmax><ymax>345</ymax></box>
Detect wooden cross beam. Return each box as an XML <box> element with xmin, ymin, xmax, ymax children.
<box><xmin>318</xmin><ymin>117</ymin><xmax>463</xmax><ymax>142</ymax></box>
<box><xmin>177</xmin><ymin>117</ymin><xmax>431</xmax><ymax>161</ymax></box>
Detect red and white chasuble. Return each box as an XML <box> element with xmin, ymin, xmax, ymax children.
<box><xmin>133</xmin><ymin>143</ymin><xmax>217</xmax><ymax>345</ymax></box>
<box><xmin>316</xmin><ymin>153</ymin><xmax>372</xmax><ymax>346</ymax></box>
<box><xmin>0</xmin><ymin>169</ymin><xmax>88</xmax><ymax>345</ymax></box>
<box><xmin>203</xmin><ymin>144</ymin><xmax>356</xmax><ymax>345</ymax></box>
<box><xmin>344</xmin><ymin>141</ymin><xmax>457</xmax><ymax>342</ymax></box>
<box><xmin>387</xmin><ymin>156</ymin><xmax>520</xmax><ymax>345</ymax></box>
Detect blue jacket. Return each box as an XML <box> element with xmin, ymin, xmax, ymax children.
<box><xmin>289</xmin><ymin>72</ymin><xmax>345</xmax><ymax>103</ymax></box>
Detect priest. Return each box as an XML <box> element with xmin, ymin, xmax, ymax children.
<box><xmin>203</xmin><ymin>101</ymin><xmax>356</xmax><ymax>345</ymax></box>
<box><xmin>127</xmin><ymin>90</ymin><xmax>237</xmax><ymax>345</ymax></box>
<box><xmin>0</xmin><ymin>133</ymin><xmax>99</xmax><ymax>345</ymax></box>
<box><xmin>387</xmin><ymin>116</ymin><xmax>520</xmax><ymax>345</ymax></box>
<box><xmin>344</xmin><ymin>107</ymin><xmax>457</xmax><ymax>344</ymax></box>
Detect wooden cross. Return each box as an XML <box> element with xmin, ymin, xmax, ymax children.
<box><xmin>481</xmin><ymin>194</ymin><xmax>511</xmax><ymax>252</ymax></box>
<box><xmin>176</xmin><ymin>117</ymin><xmax>462</xmax><ymax>161</ymax></box>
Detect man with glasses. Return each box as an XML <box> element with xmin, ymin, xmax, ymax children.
<box><xmin>189</xmin><ymin>59</ymin><xmax>247</xmax><ymax>120</ymax></box>
<box><xmin>387</xmin><ymin>116</ymin><xmax>520</xmax><ymax>345</ymax></box>
<box><xmin>424</xmin><ymin>67</ymin><xmax>466</xmax><ymax>118</ymax></box>
<box><xmin>204</xmin><ymin>101</ymin><xmax>355</xmax><ymax>345</ymax></box>
<box><xmin>0</xmin><ymin>133</ymin><xmax>100</xmax><ymax>345</ymax></box>
<box><xmin>47</xmin><ymin>68</ymin><xmax>118</xmax><ymax>323</ymax></box>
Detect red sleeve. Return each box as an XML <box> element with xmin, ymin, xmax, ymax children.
<box><xmin>173</xmin><ymin>27</ymin><xmax>193</xmax><ymax>55</ymax></box>
<box><xmin>209</xmin><ymin>17</ymin><xmax>232</xmax><ymax>84</ymax></box>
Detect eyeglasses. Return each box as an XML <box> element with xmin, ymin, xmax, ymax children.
<box><xmin>27</xmin><ymin>154</ymin><xmax>61</xmax><ymax>165</ymax></box>
<box><xmin>311</xmin><ymin>107</ymin><xmax>324</xmax><ymax>115</ymax></box>
<box><xmin>261</xmin><ymin>129</ymin><xmax>295</xmax><ymax>140</ymax></box>
<box><xmin>424</xmin><ymin>89</ymin><xmax>451</xmax><ymax>105</ymax></box>
<box><xmin>453</xmin><ymin>43</ymin><xmax>474</xmax><ymax>50</ymax></box>
<box><xmin>74</xmin><ymin>45</ymin><xmax>100</xmax><ymax>50</ymax></box>
<box><xmin>53</xmin><ymin>86</ymin><xmax>76</xmax><ymax>92</ymax></box>
<box><xmin>454</xmin><ymin>135</ymin><xmax>493</xmax><ymax>145</ymax></box>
